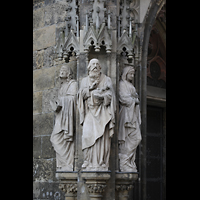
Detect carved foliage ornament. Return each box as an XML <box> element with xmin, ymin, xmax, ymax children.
<box><xmin>87</xmin><ymin>183</ymin><xmax>107</xmax><ymax>194</ymax></box>
<box><xmin>115</xmin><ymin>184</ymin><xmax>134</xmax><ymax>191</ymax></box>
<box><xmin>59</xmin><ymin>183</ymin><xmax>77</xmax><ymax>194</ymax></box>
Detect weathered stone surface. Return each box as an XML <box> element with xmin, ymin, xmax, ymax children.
<box><xmin>33</xmin><ymin>66</ymin><xmax>56</xmax><ymax>91</ymax></box>
<box><xmin>81</xmin><ymin>171</ymin><xmax>111</xmax><ymax>181</ymax></box>
<box><xmin>33</xmin><ymin>51</ymin><xmax>37</xmax><ymax>70</ymax></box>
<box><xmin>33</xmin><ymin>112</ymin><xmax>54</xmax><ymax>136</ymax></box>
<box><xmin>42</xmin><ymin>88</ymin><xmax>59</xmax><ymax>113</ymax></box>
<box><xmin>115</xmin><ymin>172</ymin><xmax>138</xmax><ymax>181</ymax></box>
<box><xmin>44</xmin><ymin>0</ymin><xmax>55</xmax><ymax>6</ymax></box>
<box><xmin>33</xmin><ymin>136</ymin><xmax>41</xmax><ymax>158</ymax></box>
<box><xmin>33</xmin><ymin>158</ymin><xmax>54</xmax><ymax>182</ymax></box>
<box><xmin>36</xmin><ymin>49</ymin><xmax>44</xmax><ymax>69</ymax></box>
<box><xmin>33</xmin><ymin>181</ymin><xmax>65</xmax><ymax>200</ymax></box>
<box><xmin>79</xmin><ymin>1</ymin><xmax>90</xmax><ymax>27</ymax></box>
<box><xmin>33</xmin><ymin>24</ymin><xmax>56</xmax><ymax>51</ymax></box>
<box><xmin>44</xmin><ymin>1</ymin><xmax>68</xmax><ymax>26</ymax></box>
<box><xmin>43</xmin><ymin>46</ymin><xmax>55</xmax><ymax>68</ymax></box>
<box><xmin>33</xmin><ymin>91</ymin><xmax>43</xmax><ymax>114</ymax></box>
<box><xmin>33</xmin><ymin>6</ymin><xmax>45</xmax><ymax>30</ymax></box>
<box><xmin>33</xmin><ymin>181</ymin><xmax>40</xmax><ymax>199</ymax></box>
<box><xmin>108</xmin><ymin>5</ymin><xmax>117</xmax><ymax>30</ymax></box>
<box><xmin>77</xmin><ymin>53</ymin><xmax>87</xmax><ymax>84</ymax></box>
<box><xmin>56</xmin><ymin>172</ymin><xmax>78</xmax><ymax>180</ymax></box>
<box><xmin>41</xmin><ymin>136</ymin><xmax>55</xmax><ymax>159</ymax></box>
<box><xmin>33</xmin><ymin>0</ymin><xmax>44</xmax><ymax>9</ymax></box>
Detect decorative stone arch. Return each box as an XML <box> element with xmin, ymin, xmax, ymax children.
<box><xmin>83</xmin><ymin>26</ymin><xmax>98</xmax><ymax>52</ymax></box>
<box><xmin>139</xmin><ymin>1</ymin><xmax>166</xmax><ymax>200</ymax></box>
<box><xmin>83</xmin><ymin>24</ymin><xmax>112</xmax><ymax>54</ymax></box>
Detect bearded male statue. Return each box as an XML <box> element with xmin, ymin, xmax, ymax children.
<box><xmin>77</xmin><ymin>58</ymin><xmax>116</xmax><ymax>171</ymax></box>
<box><xmin>50</xmin><ymin>63</ymin><xmax>77</xmax><ymax>171</ymax></box>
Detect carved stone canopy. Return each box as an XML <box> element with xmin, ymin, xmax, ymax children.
<box><xmin>117</xmin><ymin>30</ymin><xmax>134</xmax><ymax>59</ymax></box>
<box><xmin>83</xmin><ymin>23</ymin><xmax>112</xmax><ymax>53</ymax></box>
<box><xmin>63</xmin><ymin>29</ymin><xmax>80</xmax><ymax>58</ymax></box>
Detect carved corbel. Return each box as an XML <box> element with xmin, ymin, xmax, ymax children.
<box><xmin>81</xmin><ymin>172</ymin><xmax>111</xmax><ymax>200</ymax></box>
<box><xmin>115</xmin><ymin>172</ymin><xmax>138</xmax><ymax>200</ymax></box>
<box><xmin>59</xmin><ymin>183</ymin><xmax>77</xmax><ymax>200</ymax></box>
<box><xmin>56</xmin><ymin>172</ymin><xmax>78</xmax><ymax>200</ymax></box>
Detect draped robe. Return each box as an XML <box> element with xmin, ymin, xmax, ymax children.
<box><xmin>77</xmin><ymin>73</ymin><xmax>116</xmax><ymax>171</ymax></box>
<box><xmin>50</xmin><ymin>79</ymin><xmax>77</xmax><ymax>171</ymax></box>
<box><xmin>118</xmin><ymin>67</ymin><xmax>142</xmax><ymax>172</ymax></box>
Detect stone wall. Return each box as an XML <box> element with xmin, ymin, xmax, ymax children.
<box><xmin>33</xmin><ymin>1</ymin><xmax>69</xmax><ymax>199</ymax></box>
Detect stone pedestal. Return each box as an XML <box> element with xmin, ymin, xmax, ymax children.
<box><xmin>56</xmin><ymin>171</ymin><xmax>78</xmax><ymax>200</ymax></box>
<box><xmin>81</xmin><ymin>171</ymin><xmax>111</xmax><ymax>200</ymax></box>
<box><xmin>115</xmin><ymin>172</ymin><xmax>138</xmax><ymax>200</ymax></box>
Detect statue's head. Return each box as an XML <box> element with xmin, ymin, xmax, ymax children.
<box><xmin>87</xmin><ymin>58</ymin><xmax>101</xmax><ymax>73</ymax></box>
<box><xmin>59</xmin><ymin>64</ymin><xmax>73</xmax><ymax>80</ymax></box>
<box><xmin>87</xmin><ymin>58</ymin><xmax>101</xmax><ymax>82</ymax></box>
<box><xmin>121</xmin><ymin>65</ymin><xmax>135</xmax><ymax>82</ymax></box>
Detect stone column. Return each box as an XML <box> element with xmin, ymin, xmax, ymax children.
<box><xmin>81</xmin><ymin>171</ymin><xmax>111</xmax><ymax>200</ymax></box>
<box><xmin>115</xmin><ymin>172</ymin><xmax>138</xmax><ymax>200</ymax></box>
<box><xmin>56</xmin><ymin>172</ymin><xmax>78</xmax><ymax>200</ymax></box>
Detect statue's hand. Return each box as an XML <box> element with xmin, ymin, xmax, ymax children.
<box><xmin>50</xmin><ymin>100</ymin><xmax>57</xmax><ymax>111</ymax></box>
<box><xmin>89</xmin><ymin>81</ymin><xmax>98</xmax><ymax>91</ymax></box>
<box><xmin>93</xmin><ymin>93</ymin><xmax>104</xmax><ymax>100</ymax></box>
<box><xmin>82</xmin><ymin>88</ymin><xmax>90</xmax><ymax>100</ymax></box>
<box><xmin>50</xmin><ymin>100</ymin><xmax>62</xmax><ymax>112</ymax></box>
<box><xmin>135</xmin><ymin>98</ymin><xmax>140</xmax><ymax>104</ymax></box>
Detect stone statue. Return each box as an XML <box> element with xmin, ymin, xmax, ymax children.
<box><xmin>77</xmin><ymin>58</ymin><xmax>116</xmax><ymax>171</ymax></box>
<box><xmin>50</xmin><ymin>63</ymin><xmax>77</xmax><ymax>171</ymax></box>
<box><xmin>118</xmin><ymin>65</ymin><xmax>142</xmax><ymax>172</ymax></box>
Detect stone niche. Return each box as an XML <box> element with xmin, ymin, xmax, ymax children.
<box><xmin>32</xmin><ymin>0</ymin><xmax>154</xmax><ymax>199</ymax></box>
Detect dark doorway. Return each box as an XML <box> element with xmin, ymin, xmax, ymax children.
<box><xmin>146</xmin><ymin>106</ymin><xmax>164</xmax><ymax>200</ymax></box>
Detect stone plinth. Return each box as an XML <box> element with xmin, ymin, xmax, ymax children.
<box><xmin>56</xmin><ymin>171</ymin><xmax>78</xmax><ymax>200</ymax></box>
<box><xmin>115</xmin><ymin>172</ymin><xmax>138</xmax><ymax>200</ymax></box>
<box><xmin>81</xmin><ymin>171</ymin><xmax>111</xmax><ymax>200</ymax></box>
